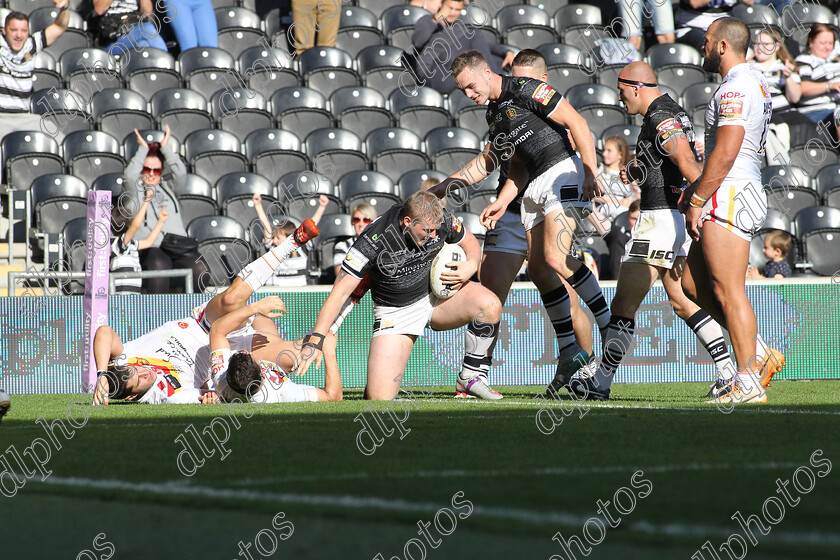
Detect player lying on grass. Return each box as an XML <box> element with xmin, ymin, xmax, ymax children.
<box><xmin>294</xmin><ymin>191</ymin><xmax>503</xmax><ymax>401</ymax></box>
<box><xmin>567</xmin><ymin>61</ymin><xmax>737</xmax><ymax>401</ymax></box>
<box><xmin>92</xmin><ymin>220</ymin><xmax>325</xmax><ymax>404</ymax></box>
<box><xmin>208</xmin><ymin>295</ymin><xmax>342</xmax><ymax>403</ymax></box>
<box><xmin>427</xmin><ymin>49</ymin><xmax>595</xmax><ymax>397</ymax></box>
<box><xmin>443</xmin><ymin>49</ymin><xmax>612</xmax><ymax>394</ymax></box>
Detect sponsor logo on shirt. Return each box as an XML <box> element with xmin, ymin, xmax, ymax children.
<box><xmin>720</xmin><ymin>91</ymin><xmax>743</xmax><ymax>99</ymax></box>
<box><xmin>178</xmin><ymin>321</ymin><xmax>190</xmax><ymax>329</ymax></box>
<box><xmin>655</xmin><ymin>117</ymin><xmax>684</xmax><ymax>142</ymax></box>
<box><xmin>532</xmin><ymin>83</ymin><xmax>555</xmax><ymax>105</ymax></box>
<box><xmin>719</xmin><ymin>99</ymin><xmax>744</xmax><ymax>119</ymax></box>
<box><xmin>344</xmin><ymin>247</ymin><xmax>368</xmax><ymax>273</ymax></box>
<box><xmin>452</xmin><ymin>215</ymin><xmax>462</xmax><ymax>233</ymax></box>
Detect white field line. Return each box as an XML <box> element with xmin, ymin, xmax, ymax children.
<box><xmin>19</xmin><ymin>472</ymin><xmax>840</xmax><ymax>547</ymax></box>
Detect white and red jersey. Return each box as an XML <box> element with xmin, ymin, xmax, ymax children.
<box><xmin>704</xmin><ymin>63</ymin><xmax>772</xmax><ymax>185</ymax></box>
<box><xmin>116</xmin><ymin>318</ymin><xmax>211</xmax><ymax>404</ymax></box>
<box><xmin>210</xmin><ymin>349</ymin><xmax>310</xmax><ymax>404</ymax></box>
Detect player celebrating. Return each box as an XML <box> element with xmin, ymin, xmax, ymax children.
<box><xmin>570</xmin><ymin>61</ymin><xmax>737</xmax><ymax>400</ymax></box>
<box><xmin>680</xmin><ymin>17</ymin><xmax>784</xmax><ymax>405</ymax></box>
<box><xmin>92</xmin><ymin>220</ymin><xmax>328</xmax><ymax>404</ymax></box>
<box><xmin>294</xmin><ymin>191</ymin><xmax>503</xmax><ymax>401</ymax></box>
<box><xmin>446</xmin><ymin>49</ymin><xmax>611</xmax><ymax>391</ymax></box>
<box><xmin>428</xmin><ymin>49</ymin><xmax>595</xmax><ymax>395</ymax></box>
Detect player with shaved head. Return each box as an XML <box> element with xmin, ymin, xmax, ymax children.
<box><xmin>680</xmin><ymin>17</ymin><xmax>785</xmax><ymax>405</ymax></box>
<box><xmin>570</xmin><ymin>61</ymin><xmax>736</xmax><ymax>400</ymax></box>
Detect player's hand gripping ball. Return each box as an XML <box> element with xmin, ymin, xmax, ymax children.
<box><xmin>430</xmin><ymin>244</ymin><xmax>467</xmax><ymax>299</ymax></box>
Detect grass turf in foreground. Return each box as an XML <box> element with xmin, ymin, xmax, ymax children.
<box><xmin>1</xmin><ymin>380</ymin><xmax>838</xmax><ymax>559</ymax></box>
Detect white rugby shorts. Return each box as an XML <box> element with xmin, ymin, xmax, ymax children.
<box><xmin>372</xmin><ymin>293</ymin><xmax>438</xmax><ymax>337</ymax></box>
<box><xmin>483</xmin><ymin>208</ymin><xmax>528</xmax><ymax>257</ymax></box>
<box><xmin>521</xmin><ymin>156</ymin><xmax>587</xmax><ymax>231</ymax></box>
<box><xmin>622</xmin><ymin>209</ymin><xmax>692</xmax><ymax>269</ymax></box>
<box><xmin>701</xmin><ymin>180</ymin><xmax>767</xmax><ymax>242</ymax></box>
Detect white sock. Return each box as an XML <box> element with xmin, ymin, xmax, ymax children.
<box><xmin>237</xmin><ymin>236</ymin><xmax>299</xmax><ymax>292</ymax></box>
<box><xmin>755</xmin><ymin>333</ymin><xmax>768</xmax><ymax>362</ymax></box>
<box><xmin>737</xmin><ymin>371</ymin><xmax>762</xmax><ymax>393</ymax></box>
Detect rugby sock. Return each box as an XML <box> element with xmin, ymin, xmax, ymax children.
<box><xmin>237</xmin><ymin>236</ymin><xmax>301</xmax><ymax>292</ymax></box>
<box><xmin>755</xmin><ymin>333</ymin><xmax>768</xmax><ymax>362</ymax></box>
<box><xmin>592</xmin><ymin>316</ymin><xmax>635</xmax><ymax>391</ymax></box>
<box><xmin>685</xmin><ymin>310</ymin><xmax>735</xmax><ymax>382</ymax></box>
<box><xmin>567</xmin><ymin>266</ymin><xmax>610</xmax><ymax>334</ymax></box>
<box><xmin>462</xmin><ymin>320</ymin><xmax>500</xmax><ymax>379</ymax></box>
<box><xmin>540</xmin><ymin>285</ymin><xmax>577</xmax><ymax>357</ymax></box>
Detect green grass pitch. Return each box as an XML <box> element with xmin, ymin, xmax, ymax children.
<box><xmin>1</xmin><ymin>381</ymin><xmax>839</xmax><ymax>559</ymax></box>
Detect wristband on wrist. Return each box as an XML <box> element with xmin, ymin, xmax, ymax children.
<box><xmin>689</xmin><ymin>194</ymin><xmax>707</xmax><ymax>209</ymax></box>
<box><xmin>302</xmin><ymin>332</ymin><xmax>325</xmax><ymax>351</ymax></box>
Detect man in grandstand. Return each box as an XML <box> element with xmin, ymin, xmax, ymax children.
<box><xmin>294</xmin><ymin>191</ymin><xmax>503</xmax><ymax>401</ymax></box>
<box><xmin>679</xmin><ymin>17</ymin><xmax>785</xmax><ymax>405</ymax></box>
<box><xmin>91</xmin><ymin>220</ymin><xmax>340</xmax><ymax>404</ymax></box>
<box><xmin>428</xmin><ymin>49</ymin><xmax>595</xmax><ymax>396</ymax></box>
<box><xmin>440</xmin><ymin>49</ymin><xmax>612</xmax><ymax>394</ymax></box>
<box><xmin>569</xmin><ymin>61</ymin><xmax>737</xmax><ymax>401</ymax></box>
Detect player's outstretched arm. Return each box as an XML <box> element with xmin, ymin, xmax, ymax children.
<box><xmin>480</xmin><ymin>156</ymin><xmax>528</xmax><ymax>229</ymax></box>
<box><xmin>296</xmin><ymin>271</ymin><xmax>361</xmax><ymax>376</ymax></box>
<box><xmin>428</xmin><ymin>142</ymin><xmax>500</xmax><ymax>200</ymax></box>
<box><xmin>547</xmin><ymin>100</ymin><xmax>602</xmax><ymax>198</ymax></box>
<box><xmin>320</xmin><ymin>332</ymin><xmax>343</xmax><ymax>402</ymax></box>
<box><xmin>92</xmin><ymin>326</ymin><xmax>124</xmax><ymax>405</ymax></box>
<box><xmin>209</xmin><ymin>296</ymin><xmax>286</xmax><ymax>352</ymax></box>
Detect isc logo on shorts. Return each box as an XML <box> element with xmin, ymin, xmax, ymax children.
<box><xmin>649</xmin><ymin>250</ymin><xmax>674</xmax><ymax>260</ymax></box>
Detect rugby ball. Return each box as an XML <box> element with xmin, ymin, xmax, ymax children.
<box><xmin>0</xmin><ymin>389</ymin><xmax>10</xmax><ymax>422</ymax></box>
<box><xmin>430</xmin><ymin>244</ymin><xmax>467</xmax><ymax>299</ymax></box>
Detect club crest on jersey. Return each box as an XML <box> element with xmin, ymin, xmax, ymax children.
<box><xmin>452</xmin><ymin>215</ymin><xmax>462</xmax><ymax>232</ymax></box>
<box><xmin>177</xmin><ymin>321</ymin><xmax>189</xmax><ymax>329</ymax></box>
<box><xmin>532</xmin><ymin>83</ymin><xmax>555</xmax><ymax>105</ymax></box>
<box><xmin>506</xmin><ymin>108</ymin><xmax>517</xmax><ymax>118</ymax></box>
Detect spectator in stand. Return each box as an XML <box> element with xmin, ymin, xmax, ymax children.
<box><xmin>252</xmin><ymin>193</ymin><xmax>328</xmax><ymax>287</ymax></box>
<box><xmin>162</xmin><ymin>0</ymin><xmax>217</xmax><ymax>51</ymax></box>
<box><xmin>746</xmin><ymin>230</ymin><xmax>793</xmax><ymax>279</ymax></box>
<box><xmin>290</xmin><ymin>0</ymin><xmax>341</xmax><ymax>56</ymax></box>
<box><xmin>794</xmin><ymin>24</ymin><xmax>840</xmax><ymax>135</ymax></box>
<box><xmin>0</xmin><ymin>2</ymin><xmax>68</xmax><ymax>141</ymax></box>
<box><xmin>750</xmin><ymin>28</ymin><xmax>811</xmax><ymax>125</ymax></box>
<box><xmin>603</xmin><ymin>199</ymin><xmax>640</xmax><ymax>280</ymax></box>
<box><xmin>410</xmin><ymin>0</ymin><xmax>515</xmax><ymax>94</ymax></box>
<box><xmin>596</xmin><ymin>135</ymin><xmax>640</xmax><ymax>223</ymax></box>
<box><xmin>123</xmin><ymin>125</ymin><xmax>207</xmax><ymax>293</ymax></box>
<box><xmin>87</xmin><ymin>0</ymin><xmax>167</xmax><ymax>57</ymax></box>
<box><xmin>110</xmin><ymin>195</ymin><xmax>169</xmax><ymax>294</ymax></box>
<box><xmin>675</xmin><ymin>0</ymin><xmax>746</xmax><ymax>51</ymax></box>
<box><xmin>331</xmin><ymin>203</ymin><xmax>377</xmax><ymax>279</ymax></box>
<box><xmin>619</xmin><ymin>0</ymin><xmax>676</xmax><ymax>50</ymax></box>
<box><xmin>419</xmin><ymin>177</ymin><xmax>441</xmax><ymax>191</ymax></box>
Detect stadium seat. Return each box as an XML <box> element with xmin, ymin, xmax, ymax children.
<box><xmin>356</xmin><ymin>0</ymin><xmax>404</xmax><ymax>18</ymax></box>
<box><xmin>681</xmin><ymin>82</ymin><xmax>718</xmax><ymax>126</ymax></box>
<box><xmin>554</xmin><ymin>4</ymin><xmax>603</xmax><ymax>44</ymax></box>
<box><xmin>601</xmin><ymin>124</ymin><xmax>641</xmax><ymax>151</ymax></box>
<box><xmin>122</xmin><ymin>129</ymin><xmax>182</xmax><ymax>163</ymax></box>
<box><xmin>29</xmin><ymin>7</ymin><xmax>88</xmax><ymax>57</ymax></box>
<box><xmin>216</xmin><ymin>172</ymin><xmax>275</xmax><ymax>230</ymax></box>
<box><xmin>357</xmin><ymin>45</ymin><xmax>406</xmax><ymax>96</ymax></box>
<box><xmin>173</xmin><ymin>174</ymin><xmax>218</xmax><ymax>225</ymax></box>
<box><xmin>305</xmin><ymin>128</ymin><xmax>368</xmax><ymax>178</ymax></box>
<box><xmin>497</xmin><ymin>5</ymin><xmax>556</xmax><ymax>50</ymax></box>
<box><xmin>448</xmin><ymin>91</ymin><xmax>486</xmax><ymax>133</ymax></box>
<box><xmin>658</xmin><ymin>64</ymin><xmax>709</xmax><ymax>96</ymax></box>
<box><xmin>2</xmin><ymin>131</ymin><xmax>64</xmax><ymax>191</ymax></box>
<box><xmin>781</xmin><ymin>3</ymin><xmax>834</xmax><ymax>49</ymax></box>
<box><xmin>8</xmin><ymin>0</ymin><xmax>56</xmax><ymax>11</ymax></box>
<box><xmin>390</xmin><ymin>87</ymin><xmax>451</xmax><ymax>139</ymax></box>
<box><xmin>187</xmin><ymin>216</ymin><xmax>252</xmax><ymax>286</ymax></box>
<box><xmin>30</xmin><ymin>88</ymin><xmax>91</xmax><ymax>142</ymax></box>
<box><xmin>794</xmin><ymin>206</ymin><xmax>840</xmax><ymax>276</ymax></box>
<box><xmin>815</xmin><ymin>164</ymin><xmax>840</xmax><ymax>208</ymax></box>
<box><xmin>315</xmin><ymin>213</ymin><xmax>355</xmax><ymax>276</ymax></box>
<box><xmin>61</xmin><ymin>216</ymin><xmax>87</xmax><ymax>285</ymax></box>
<box><xmin>367</xmin><ymin>127</ymin><xmax>429</xmax><ymax>182</ymax></box>
<box><xmin>528</xmin><ymin>0</ymin><xmax>570</xmax><ymax>13</ymax></box>
<box><xmin>330</xmin><ymin>86</ymin><xmax>393</xmax><ymax>140</ymax></box>
<box><xmin>454</xmin><ymin>212</ymin><xmax>487</xmax><ymax>241</ymax></box>
<box><xmin>646</xmin><ymin>43</ymin><xmax>703</xmax><ymax>68</ymax></box>
<box><xmin>150</xmin><ymin>88</ymin><xmax>213</xmax><ymax>143</ymax></box>
<box><xmin>339</xmin><ymin>170</ymin><xmax>400</xmax><ymax>211</ymax></box>
<box><xmin>91</xmin><ymin>173</ymin><xmax>127</xmax><ymax>199</ymax></box>
<box><xmin>91</xmin><ymin>89</ymin><xmax>153</xmax><ymax>139</ymax></box>
<box><xmin>31</xmin><ymin>174</ymin><xmax>88</xmax><ymax>234</ymax></box>
<box><xmin>63</xmin><ymin>130</ymin><xmax>124</xmax><ymax>187</ymax></box>
<box><xmin>596</xmin><ymin>64</ymin><xmax>626</xmax><ymax>89</ymax></box>
<box><xmin>466</xmin><ymin>189</ymin><xmax>497</xmax><ymax>215</ymax></box>
<box><xmin>381</xmin><ymin>5</ymin><xmax>428</xmax><ymax>52</ymax></box>
<box><xmin>178</xmin><ymin>48</ymin><xmax>237</xmax><ymax>96</ymax></box>
<box><xmin>336</xmin><ymin>5</ymin><xmax>384</xmax><ymax>56</ymax></box>
<box><xmin>210</xmin><ymin>88</ymin><xmax>272</xmax><ymax>140</ymax></box>
<box><xmin>547</xmin><ymin>65</ymin><xmax>593</xmax><ymax>94</ymax></box>
<box><xmin>245</xmin><ymin>129</ymin><xmax>308</xmax><ymax>183</ymax></box>
<box><xmin>461</xmin><ymin>3</ymin><xmax>500</xmax><ymax>45</ymax></box>
<box><xmin>789</xmin><ymin>145</ymin><xmax>840</xmax><ymax>176</ymax></box>
<box><xmin>184</xmin><ymin>129</ymin><xmax>247</xmax><ymax>185</ymax></box>
<box><xmin>121</xmin><ymin>48</ymin><xmax>181</xmax><ymax>100</ymax></box>
<box><xmin>425</xmin><ymin>127</ymin><xmax>482</xmax><ymax>176</ymax></box>
<box><xmin>271</xmin><ymin>87</ymin><xmax>333</xmax><ymax>139</ymax></box>
<box><xmin>238</xmin><ymin>46</ymin><xmax>300</xmax><ymax>97</ymax></box>
<box><xmin>762</xmin><ymin>165</ymin><xmax>818</xmax><ymax>218</ymax></box>
<box><xmin>277</xmin><ymin>170</ymin><xmax>343</xmax><ymax>221</ymax></box>
<box><xmin>59</xmin><ymin>48</ymin><xmax>122</xmax><ymax>94</ymax></box>
<box><xmin>298</xmin><ymin>47</ymin><xmax>360</xmax><ymax>98</ymax></box>
<box><xmin>397</xmin><ymin>169</ymin><xmax>448</xmax><ymax>199</ymax></box>
<box><xmin>565</xmin><ymin>84</ymin><xmax>626</xmax><ymax>137</ymax></box>
<box><xmin>538</xmin><ymin>43</ymin><xmax>583</xmax><ymax>67</ymax></box>
<box><xmin>31</xmin><ymin>51</ymin><xmax>61</xmax><ymax>91</ymax></box>
<box><xmin>215</xmin><ymin>7</ymin><xmax>266</xmax><ymax>58</ymax></box>
<box><xmin>731</xmin><ymin>4</ymin><xmax>780</xmax><ymax>29</ymax></box>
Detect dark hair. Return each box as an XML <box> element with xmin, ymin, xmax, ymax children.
<box><xmin>103</xmin><ymin>363</ymin><xmax>134</xmax><ymax>400</ymax></box>
<box><xmin>111</xmin><ymin>206</ymin><xmax>131</xmax><ymax>236</ymax></box>
<box><xmin>227</xmin><ymin>351</ymin><xmax>262</xmax><ymax>398</ymax></box>
<box><xmin>146</xmin><ymin>142</ymin><xmax>166</xmax><ymax>165</ymax></box>
<box><xmin>808</xmin><ymin>23</ymin><xmax>837</xmax><ymax>50</ymax></box>
<box><xmin>713</xmin><ymin>17</ymin><xmax>750</xmax><ymax>56</ymax></box>
<box><xmin>450</xmin><ymin>49</ymin><xmax>487</xmax><ymax>78</ymax></box>
<box><xmin>4</xmin><ymin>12</ymin><xmax>28</xmax><ymax>27</ymax></box>
<box><xmin>513</xmin><ymin>49</ymin><xmax>547</xmax><ymax>72</ymax></box>
<box><xmin>628</xmin><ymin>199</ymin><xmax>641</xmax><ymax>213</ymax></box>
<box><xmin>765</xmin><ymin>230</ymin><xmax>793</xmax><ymax>257</ymax></box>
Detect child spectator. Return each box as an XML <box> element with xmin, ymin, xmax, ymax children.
<box><xmin>111</xmin><ymin>192</ymin><xmax>169</xmax><ymax>294</ymax></box>
<box><xmin>252</xmin><ymin>193</ymin><xmax>328</xmax><ymax>287</ymax></box>
<box><xmin>331</xmin><ymin>203</ymin><xmax>377</xmax><ymax>278</ymax></box>
<box><xmin>597</xmin><ymin>135</ymin><xmax>640</xmax><ymax>223</ymax></box>
<box><xmin>747</xmin><ymin>230</ymin><xmax>793</xmax><ymax>279</ymax></box>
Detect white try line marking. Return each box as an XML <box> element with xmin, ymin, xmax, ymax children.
<box><xmin>19</xmin><ymin>472</ymin><xmax>840</xmax><ymax>547</ymax></box>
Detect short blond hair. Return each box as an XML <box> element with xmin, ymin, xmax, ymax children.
<box><xmin>402</xmin><ymin>190</ymin><xmax>444</xmax><ymax>225</ymax></box>
<box><xmin>351</xmin><ymin>203</ymin><xmax>377</xmax><ymax>221</ymax></box>
<box><xmin>450</xmin><ymin>49</ymin><xmax>487</xmax><ymax>80</ymax></box>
